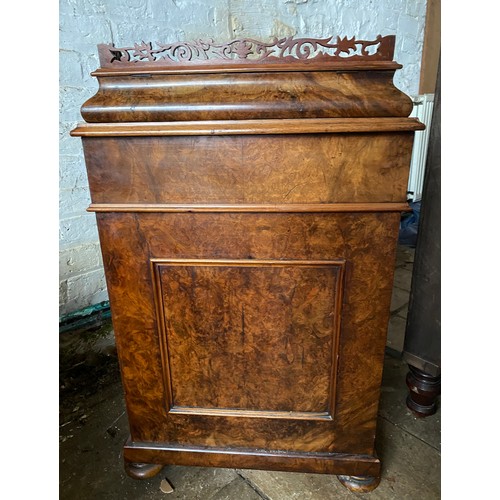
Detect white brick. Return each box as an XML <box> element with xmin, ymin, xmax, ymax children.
<box><xmin>59</xmin><ymin>51</ymin><xmax>99</xmax><ymax>89</ymax></box>
<box><xmin>107</xmin><ymin>0</ymin><xmax>150</xmax><ymax>19</ymax></box>
<box><xmin>59</xmin><ymin>187</ymin><xmax>92</xmax><ymax>218</ymax></box>
<box><xmin>59</xmin><ymin>12</ymin><xmax>113</xmax><ymax>52</ymax></box>
<box><xmin>60</xmin><ymin>86</ymin><xmax>95</xmax><ymax>123</ymax></box>
<box><xmin>59</xmin><ymin>213</ymin><xmax>99</xmax><ymax>249</ymax></box>
<box><xmin>112</xmin><ymin>22</ymin><xmax>183</xmax><ymax>47</ymax></box>
<box><xmin>60</xmin><ymin>243</ymin><xmax>103</xmax><ymax>278</ymax></box>
<box><xmin>59</xmin><ymin>50</ymin><xmax>85</xmax><ymax>87</ymax></box>
<box><xmin>60</xmin><ymin>121</ymin><xmax>83</xmax><ymax>156</ymax></box>
<box><xmin>398</xmin><ymin>13</ymin><xmax>420</xmax><ymax>39</ymax></box>
<box><xmin>59</xmin><ymin>155</ymin><xmax>89</xmax><ymax>190</ymax></box>
<box><xmin>380</xmin><ymin>0</ymin><xmax>406</xmax><ymax>12</ymax></box>
<box><xmin>340</xmin><ymin>7</ymin><xmax>365</xmax><ymax>34</ymax></box>
<box><xmin>62</xmin><ymin>269</ymin><xmax>109</xmax><ymax>316</ymax></box>
<box><xmin>208</xmin><ymin>6</ymin><xmax>227</xmax><ymax>30</ymax></box>
<box><xmin>81</xmin><ymin>53</ymin><xmax>102</xmax><ymax>86</ymax></box>
<box><xmin>66</xmin><ymin>269</ymin><xmax>107</xmax><ymax>301</ymax></box>
<box><xmin>401</xmin><ymin>34</ymin><xmax>418</xmax><ymax>55</ymax></box>
<box><xmin>381</xmin><ymin>11</ymin><xmax>400</xmax><ymax>31</ymax></box>
<box><xmin>63</xmin><ymin>0</ymin><xmax>107</xmax><ymax>17</ymax></box>
<box><xmin>405</xmin><ymin>0</ymin><xmax>427</xmax><ymax>18</ymax></box>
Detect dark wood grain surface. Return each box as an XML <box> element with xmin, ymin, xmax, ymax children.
<box><xmin>154</xmin><ymin>259</ymin><xmax>343</xmax><ymax>417</ymax></box>
<box><xmin>82</xmin><ymin>133</ymin><xmax>414</xmax><ymax>204</ymax></box>
<box><xmin>96</xmin><ymin>211</ymin><xmax>399</xmax><ymax>455</ymax></box>
<box><xmin>81</xmin><ymin>71</ymin><xmax>412</xmax><ymax>122</ymax></box>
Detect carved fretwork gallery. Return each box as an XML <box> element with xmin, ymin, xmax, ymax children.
<box><xmin>97</xmin><ymin>34</ymin><xmax>395</xmax><ymax>67</ymax></box>
<box><xmin>71</xmin><ymin>34</ymin><xmax>424</xmax><ymax>493</ymax></box>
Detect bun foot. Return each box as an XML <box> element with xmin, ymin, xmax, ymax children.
<box><xmin>406</xmin><ymin>365</ymin><xmax>441</xmax><ymax>417</ymax></box>
<box><xmin>337</xmin><ymin>474</ymin><xmax>381</xmax><ymax>493</ymax></box>
<box><xmin>124</xmin><ymin>461</ymin><xmax>164</xmax><ymax>480</ymax></box>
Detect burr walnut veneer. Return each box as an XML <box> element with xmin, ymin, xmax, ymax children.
<box><xmin>71</xmin><ymin>35</ymin><xmax>423</xmax><ymax>492</ymax></box>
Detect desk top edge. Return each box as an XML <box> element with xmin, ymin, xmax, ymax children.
<box><xmin>71</xmin><ymin>117</ymin><xmax>425</xmax><ymax>137</ymax></box>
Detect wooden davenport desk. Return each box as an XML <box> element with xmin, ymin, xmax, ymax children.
<box><xmin>71</xmin><ymin>35</ymin><xmax>423</xmax><ymax>493</ymax></box>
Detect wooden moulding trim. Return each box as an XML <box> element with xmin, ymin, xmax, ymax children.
<box><xmin>150</xmin><ymin>258</ymin><xmax>346</xmax><ymax>421</ymax></box>
<box><xmin>88</xmin><ymin>203</ymin><xmax>410</xmax><ymax>213</ymax></box>
<box><xmin>168</xmin><ymin>406</ymin><xmax>333</xmax><ymax>421</ymax></box>
<box><xmin>152</xmin><ymin>258</ymin><xmax>344</xmax><ymax>422</ymax></box>
<box><xmin>71</xmin><ymin>118</ymin><xmax>424</xmax><ymax>136</ymax></box>
<box><xmin>123</xmin><ymin>441</ymin><xmax>381</xmax><ymax>476</ymax></box>
<box><xmin>92</xmin><ymin>60</ymin><xmax>402</xmax><ymax>76</ymax></box>
<box><xmin>150</xmin><ymin>258</ymin><xmax>346</xmax><ymax>266</ymax></box>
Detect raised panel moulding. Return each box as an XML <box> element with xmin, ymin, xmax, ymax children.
<box><xmin>151</xmin><ymin>259</ymin><xmax>345</xmax><ymax>421</ymax></box>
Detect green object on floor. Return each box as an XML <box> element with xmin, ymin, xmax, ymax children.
<box><xmin>59</xmin><ymin>301</ymin><xmax>111</xmax><ymax>334</ymax></box>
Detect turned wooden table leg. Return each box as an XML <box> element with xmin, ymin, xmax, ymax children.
<box><xmin>337</xmin><ymin>474</ymin><xmax>381</xmax><ymax>493</ymax></box>
<box><xmin>406</xmin><ymin>365</ymin><xmax>441</xmax><ymax>417</ymax></box>
<box><xmin>124</xmin><ymin>461</ymin><xmax>164</xmax><ymax>480</ymax></box>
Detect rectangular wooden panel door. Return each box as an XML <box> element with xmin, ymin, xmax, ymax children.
<box><xmin>151</xmin><ymin>259</ymin><xmax>345</xmax><ymax>421</ymax></box>
<box><xmin>95</xmin><ymin>210</ymin><xmax>400</xmax><ymax>461</ymax></box>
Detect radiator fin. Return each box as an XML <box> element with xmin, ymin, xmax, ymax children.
<box><xmin>408</xmin><ymin>94</ymin><xmax>434</xmax><ymax>202</ymax></box>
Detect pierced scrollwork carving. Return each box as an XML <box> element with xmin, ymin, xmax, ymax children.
<box><xmin>97</xmin><ymin>35</ymin><xmax>395</xmax><ymax>67</ymax></box>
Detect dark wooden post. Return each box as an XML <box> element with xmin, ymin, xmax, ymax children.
<box><xmin>403</xmin><ymin>60</ymin><xmax>441</xmax><ymax>417</ymax></box>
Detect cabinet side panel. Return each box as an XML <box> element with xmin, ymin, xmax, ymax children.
<box><xmin>96</xmin><ymin>212</ymin><xmax>399</xmax><ymax>455</ymax></box>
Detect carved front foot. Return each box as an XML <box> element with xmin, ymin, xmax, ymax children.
<box><xmin>337</xmin><ymin>475</ymin><xmax>381</xmax><ymax>493</ymax></box>
<box><xmin>406</xmin><ymin>365</ymin><xmax>441</xmax><ymax>417</ymax></box>
<box><xmin>124</xmin><ymin>461</ymin><xmax>164</xmax><ymax>480</ymax></box>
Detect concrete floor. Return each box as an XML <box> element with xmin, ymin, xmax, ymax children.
<box><xmin>60</xmin><ymin>245</ymin><xmax>440</xmax><ymax>499</ymax></box>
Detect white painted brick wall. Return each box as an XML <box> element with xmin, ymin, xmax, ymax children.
<box><xmin>59</xmin><ymin>0</ymin><xmax>427</xmax><ymax>317</ymax></box>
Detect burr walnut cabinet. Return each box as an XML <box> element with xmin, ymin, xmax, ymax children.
<box><xmin>71</xmin><ymin>35</ymin><xmax>424</xmax><ymax>492</ymax></box>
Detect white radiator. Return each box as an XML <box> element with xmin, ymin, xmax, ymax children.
<box><xmin>407</xmin><ymin>93</ymin><xmax>434</xmax><ymax>202</ymax></box>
